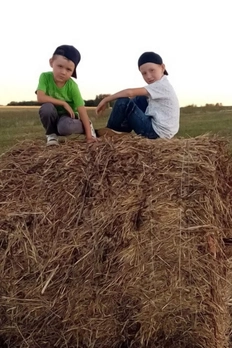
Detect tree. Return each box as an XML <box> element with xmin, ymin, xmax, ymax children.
<box><xmin>7</xmin><ymin>100</ymin><xmax>41</xmax><ymax>106</ymax></box>
<box><xmin>85</xmin><ymin>94</ymin><xmax>114</xmax><ymax>108</ymax></box>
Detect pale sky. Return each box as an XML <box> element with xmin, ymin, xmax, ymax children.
<box><xmin>0</xmin><ymin>0</ymin><xmax>231</xmax><ymax>107</ymax></box>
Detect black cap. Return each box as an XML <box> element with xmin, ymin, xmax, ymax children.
<box><xmin>138</xmin><ymin>52</ymin><xmax>168</xmax><ymax>75</ymax></box>
<box><xmin>53</xmin><ymin>45</ymin><xmax>81</xmax><ymax>78</ymax></box>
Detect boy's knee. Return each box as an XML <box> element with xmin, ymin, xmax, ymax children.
<box><xmin>39</xmin><ymin>103</ymin><xmax>57</xmax><ymax>117</ymax></box>
<box><xmin>57</xmin><ymin>122</ymin><xmax>72</xmax><ymax>136</ymax></box>
<box><xmin>115</xmin><ymin>98</ymin><xmax>137</xmax><ymax>111</ymax></box>
<box><xmin>115</xmin><ymin>97</ymin><xmax>130</xmax><ymax>106</ymax></box>
<box><xmin>57</xmin><ymin>118</ymin><xmax>84</xmax><ymax>136</ymax></box>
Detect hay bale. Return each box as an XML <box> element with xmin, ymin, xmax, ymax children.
<box><xmin>0</xmin><ymin>136</ymin><xmax>232</xmax><ymax>348</ymax></box>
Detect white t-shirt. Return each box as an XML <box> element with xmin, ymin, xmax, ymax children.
<box><xmin>144</xmin><ymin>76</ymin><xmax>180</xmax><ymax>139</ymax></box>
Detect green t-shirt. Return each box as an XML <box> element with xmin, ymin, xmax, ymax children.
<box><xmin>36</xmin><ymin>72</ymin><xmax>84</xmax><ymax>115</ymax></box>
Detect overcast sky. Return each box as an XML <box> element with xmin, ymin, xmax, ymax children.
<box><xmin>0</xmin><ymin>0</ymin><xmax>231</xmax><ymax>106</ymax></box>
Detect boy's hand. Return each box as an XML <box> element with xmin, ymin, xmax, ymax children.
<box><xmin>96</xmin><ymin>99</ymin><xmax>107</xmax><ymax>115</ymax></box>
<box><xmin>86</xmin><ymin>136</ymin><xmax>99</xmax><ymax>144</ymax></box>
<box><xmin>63</xmin><ymin>102</ymin><xmax>75</xmax><ymax>118</ymax></box>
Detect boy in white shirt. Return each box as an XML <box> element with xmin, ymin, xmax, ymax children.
<box><xmin>96</xmin><ymin>52</ymin><xmax>179</xmax><ymax>139</ymax></box>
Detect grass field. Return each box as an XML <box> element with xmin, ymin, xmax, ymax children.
<box><xmin>0</xmin><ymin>106</ymin><xmax>232</xmax><ymax>154</ymax></box>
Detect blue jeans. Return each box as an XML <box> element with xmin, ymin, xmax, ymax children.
<box><xmin>107</xmin><ymin>97</ymin><xmax>159</xmax><ymax>139</ymax></box>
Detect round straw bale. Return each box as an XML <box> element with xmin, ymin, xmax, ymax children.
<box><xmin>0</xmin><ymin>135</ymin><xmax>232</xmax><ymax>348</ymax></box>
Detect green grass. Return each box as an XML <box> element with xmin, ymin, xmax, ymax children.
<box><xmin>0</xmin><ymin>106</ymin><xmax>232</xmax><ymax>154</ymax></box>
<box><xmin>179</xmin><ymin>110</ymin><xmax>232</xmax><ymax>139</ymax></box>
<box><xmin>0</xmin><ymin>107</ymin><xmax>108</xmax><ymax>154</ymax></box>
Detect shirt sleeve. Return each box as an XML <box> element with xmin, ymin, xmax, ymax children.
<box><xmin>36</xmin><ymin>73</ymin><xmax>47</xmax><ymax>94</ymax></box>
<box><xmin>71</xmin><ymin>82</ymin><xmax>85</xmax><ymax>109</ymax></box>
<box><xmin>144</xmin><ymin>80</ymin><xmax>166</xmax><ymax>99</ymax></box>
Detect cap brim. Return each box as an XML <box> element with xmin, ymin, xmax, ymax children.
<box><xmin>72</xmin><ymin>69</ymin><xmax>77</xmax><ymax>78</ymax></box>
<box><xmin>164</xmin><ymin>69</ymin><xmax>168</xmax><ymax>75</ymax></box>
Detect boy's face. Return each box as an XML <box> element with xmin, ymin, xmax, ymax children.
<box><xmin>49</xmin><ymin>55</ymin><xmax>75</xmax><ymax>84</ymax></box>
<box><xmin>139</xmin><ymin>62</ymin><xmax>165</xmax><ymax>84</ymax></box>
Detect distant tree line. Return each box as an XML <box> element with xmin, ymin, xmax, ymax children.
<box><xmin>181</xmin><ymin>103</ymin><xmax>225</xmax><ymax>114</ymax></box>
<box><xmin>7</xmin><ymin>101</ymin><xmax>42</xmax><ymax>106</ymax></box>
<box><xmin>84</xmin><ymin>94</ymin><xmax>115</xmax><ymax>107</ymax></box>
<box><xmin>184</xmin><ymin>103</ymin><xmax>223</xmax><ymax>108</ymax></box>
<box><xmin>7</xmin><ymin>94</ymin><xmax>114</xmax><ymax>107</ymax></box>
<box><xmin>7</xmin><ymin>99</ymin><xmax>224</xmax><ymax>109</ymax></box>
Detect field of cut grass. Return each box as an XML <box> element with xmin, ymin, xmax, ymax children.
<box><xmin>0</xmin><ymin>106</ymin><xmax>232</xmax><ymax>154</ymax></box>
<box><xmin>0</xmin><ymin>107</ymin><xmax>108</xmax><ymax>154</ymax></box>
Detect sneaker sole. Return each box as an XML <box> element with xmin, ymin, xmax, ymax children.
<box><xmin>46</xmin><ymin>140</ymin><xmax>59</xmax><ymax>147</ymax></box>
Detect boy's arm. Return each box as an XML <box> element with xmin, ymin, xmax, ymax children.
<box><xmin>77</xmin><ymin>106</ymin><xmax>97</xmax><ymax>143</ymax></box>
<box><xmin>96</xmin><ymin>88</ymin><xmax>148</xmax><ymax>115</ymax></box>
<box><xmin>37</xmin><ymin>90</ymin><xmax>75</xmax><ymax>118</ymax></box>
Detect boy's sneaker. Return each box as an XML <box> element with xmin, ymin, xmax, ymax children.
<box><xmin>96</xmin><ymin>128</ymin><xmax>129</xmax><ymax>137</ymax></box>
<box><xmin>90</xmin><ymin>122</ymin><xmax>97</xmax><ymax>138</ymax></box>
<box><xmin>46</xmin><ymin>134</ymin><xmax>59</xmax><ymax>146</ymax></box>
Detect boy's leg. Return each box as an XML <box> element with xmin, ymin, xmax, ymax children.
<box><xmin>39</xmin><ymin>103</ymin><xmax>59</xmax><ymax>135</ymax></box>
<box><xmin>106</xmin><ymin>97</ymin><xmax>148</xmax><ymax>132</ymax></box>
<box><xmin>128</xmin><ymin>109</ymin><xmax>159</xmax><ymax>139</ymax></box>
<box><xmin>57</xmin><ymin>116</ymin><xmax>84</xmax><ymax>136</ymax></box>
<box><xmin>97</xmin><ymin>97</ymin><xmax>158</xmax><ymax>139</ymax></box>
<box><xmin>108</xmin><ymin>97</ymin><xmax>158</xmax><ymax>139</ymax></box>
<box><xmin>106</xmin><ymin>98</ymin><xmax>133</xmax><ymax>132</ymax></box>
<box><xmin>131</xmin><ymin>96</ymin><xmax>148</xmax><ymax>112</ymax></box>
<box><xmin>39</xmin><ymin>103</ymin><xmax>59</xmax><ymax>146</ymax></box>
<box><xmin>115</xmin><ymin>97</ymin><xmax>158</xmax><ymax>139</ymax></box>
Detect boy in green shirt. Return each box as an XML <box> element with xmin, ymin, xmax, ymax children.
<box><xmin>36</xmin><ymin>45</ymin><xmax>97</xmax><ymax>146</ymax></box>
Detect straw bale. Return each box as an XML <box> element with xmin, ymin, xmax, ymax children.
<box><xmin>0</xmin><ymin>135</ymin><xmax>232</xmax><ymax>348</ymax></box>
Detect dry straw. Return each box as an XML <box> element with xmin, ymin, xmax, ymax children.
<box><xmin>0</xmin><ymin>135</ymin><xmax>232</xmax><ymax>348</ymax></box>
